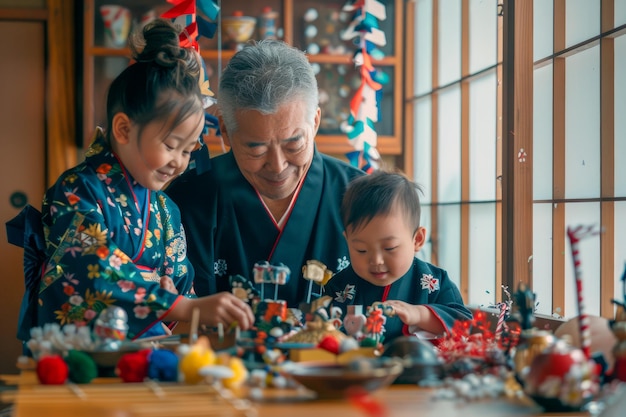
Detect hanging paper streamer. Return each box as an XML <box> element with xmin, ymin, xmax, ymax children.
<box><xmin>341</xmin><ymin>0</ymin><xmax>388</xmax><ymax>173</ymax></box>
<box><xmin>161</xmin><ymin>0</ymin><xmax>218</xmax><ymax>100</ymax></box>
<box><xmin>161</xmin><ymin>0</ymin><xmax>221</xmax><ymax>174</ymax></box>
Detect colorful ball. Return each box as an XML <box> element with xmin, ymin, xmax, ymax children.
<box><xmin>36</xmin><ymin>354</ymin><xmax>68</xmax><ymax>385</ymax></box>
<box><xmin>147</xmin><ymin>349</ymin><xmax>179</xmax><ymax>382</ymax></box>
<box><xmin>523</xmin><ymin>340</ymin><xmax>599</xmax><ymax>412</ymax></box>
<box><xmin>217</xmin><ymin>355</ymin><xmax>249</xmax><ymax>389</ymax></box>
<box><xmin>65</xmin><ymin>350</ymin><xmax>98</xmax><ymax>384</ymax></box>
<box><xmin>555</xmin><ymin>315</ymin><xmax>617</xmax><ymax>370</ymax></box>
<box><xmin>318</xmin><ymin>335</ymin><xmax>340</xmax><ymax>355</ymax></box>
<box><xmin>179</xmin><ymin>342</ymin><xmax>216</xmax><ymax>384</ymax></box>
<box><xmin>116</xmin><ymin>349</ymin><xmax>151</xmax><ymax>383</ymax></box>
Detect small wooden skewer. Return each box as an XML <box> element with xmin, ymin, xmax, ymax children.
<box><xmin>190</xmin><ymin>306</ymin><xmax>200</xmax><ymax>344</ymax></box>
<box><xmin>67</xmin><ymin>383</ymin><xmax>86</xmax><ymax>400</ymax></box>
<box><xmin>144</xmin><ymin>379</ymin><xmax>166</xmax><ymax>399</ymax></box>
<box><xmin>218</xmin><ymin>322</ymin><xmax>224</xmax><ymax>343</ymax></box>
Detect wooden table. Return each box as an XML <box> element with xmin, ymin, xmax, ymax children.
<box><xmin>2</xmin><ymin>371</ymin><xmax>592</xmax><ymax>417</ymax></box>
<box><xmin>254</xmin><ymin>385</ymin><xmax>592</xmax><ymax>417</ymax></box>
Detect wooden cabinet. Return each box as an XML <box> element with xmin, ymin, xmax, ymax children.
<box><xmin>0</xmin><ymin>12</ymin><xmax>46</xmax><ymax>375</ymax></box>
<box><xmin>81</xmin><ymin>0</ymin><xmax>403</xmax><ymax>158</ymax></box>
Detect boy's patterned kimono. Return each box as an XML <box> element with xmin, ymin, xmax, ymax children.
<box><xmin>325</xmin><ymin>257</ymin><xmax>472</xmax><ymax>343</ymax></box>
<box><xmin>37</xmin><ymin>128</ymin><xmax>193</xmax><ymax>339</ymax></box>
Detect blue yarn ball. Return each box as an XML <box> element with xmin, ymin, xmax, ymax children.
<box><xmin>147</xmin><ymin>349</ymin><xmax>179</xmax><ymax>382</ymax></box>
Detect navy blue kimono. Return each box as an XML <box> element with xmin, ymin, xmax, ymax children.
<box><xmin>32</xmin><ymin>129</ymin><xmax>193</xmax><ymax>340</ymax></box>
<box><xmin>166</xmin><ymin>148</ymin><xmax>364</xmax><ymax>307</ymax></box>
<box><xmin>324</xmin><ymin>257</ymin><xmax>473</xmax><ymax>342</ymax></box>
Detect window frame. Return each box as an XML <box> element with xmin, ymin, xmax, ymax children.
<box><xmin>404</xmin><ymin>0</ymin><xmax>625</xmax><ymax>318</ymax></box>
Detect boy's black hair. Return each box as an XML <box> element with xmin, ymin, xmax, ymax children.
<box><xmin>341</xmin><ymin>170</ymin><xmax>423</xmax><ymax>233</ymax></box>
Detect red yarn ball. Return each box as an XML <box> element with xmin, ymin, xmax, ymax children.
<box><xmin>36</xmin><ymin>354</ymin><xmax>68</xmax><ymax>385</ymax></box>
<box><xmin>116</xmin><ymin>349</ymin><xmax>151</xmax><ymax>383</ymax></box>
<box><xmin>318</xmin><ymin>335</ymin><xmax>340</xmax><ymax>355</ymax></box>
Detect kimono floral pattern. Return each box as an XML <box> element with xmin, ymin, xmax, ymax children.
<box><xmin>420</xmin><ymin>273</ymin><xmax>440</xmax><ymax>294</ymax></box>
<box><xmin>38</xmin><ymin>129</ymin><xmax>193</xmax><ymax>339</ymax></box>
<box><xmin>336</xmin><ymin>256</ymin><xmax>350</xmax><ymax>273</ymax></box>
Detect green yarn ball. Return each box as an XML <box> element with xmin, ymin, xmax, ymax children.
<box><xmin>65</xmin><ymin>349</ymin><xmax>98</xmax><ymax>384</ymax></box>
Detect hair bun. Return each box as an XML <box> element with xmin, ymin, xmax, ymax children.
<box><xmin>130</xmin><ymin>19</ymin><xmax>184</xmax><ymax>67</ymax></box>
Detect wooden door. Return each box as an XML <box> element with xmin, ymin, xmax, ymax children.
<box><xmin>0</xmin><ymin>20</ymin><xmax>46</xmax><ymax>374</ymax></box>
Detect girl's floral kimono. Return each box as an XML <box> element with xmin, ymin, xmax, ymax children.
<box><xmin>37</xmin><ymin>129</ymin><xmax>193</xmax><ymax>340</ymax></box>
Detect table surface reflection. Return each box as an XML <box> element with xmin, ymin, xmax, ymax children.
<box><xmin>4</xmin><ymin>371</ymin><xmax>593</xmax><ymax>417</ymax></box>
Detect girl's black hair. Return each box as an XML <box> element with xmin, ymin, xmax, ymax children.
<box><xmin>105</xmin><ymin>18</ymin><xmax>203</xmax><ymax>141</ymax></box>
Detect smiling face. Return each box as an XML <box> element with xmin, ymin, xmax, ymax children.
<box><xmin>345</xmin><ymin>204</ymin><xmax>426</xmax><ymax>287</ymax></box>
<box><xmin>112</xmin><ymin>109</ymin><xmax>205</xmax><ymax>191</ymax></box>
<box><xmin>221</xmin><ymin>100</ymin><xmax>321</xmax><ymax>202</ymax></box>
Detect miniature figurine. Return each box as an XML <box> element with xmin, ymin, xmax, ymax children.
<box><xmin>93</xmin><ymin>306</ymin><xmax>129</xmax><ymax>351</ymax></box>
<box><xmin>302</xmin><ymin>259</ymin><xmax>333</xmax><ymax>303</ymax></box>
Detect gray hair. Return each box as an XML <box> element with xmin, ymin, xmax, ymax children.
<box><xmin>218</xmin><ymin>40</ymin><xmax>319</xmax><ymax>133</ymax></box>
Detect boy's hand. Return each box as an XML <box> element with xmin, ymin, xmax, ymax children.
<box><xmin>382</xmin><ymin>300</ymin><xmax>421</xmax><ymax>326</ymax></box>
<box><xmin>383</xmin><ymin>300</ymin><xmax>445</xmax><ymax>335</ymax></box>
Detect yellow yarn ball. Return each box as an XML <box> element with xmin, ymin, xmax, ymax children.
<box><xmin>179</xmin><ymin>338</ymin><xmax>216</xmax><ymax>384</ymax></box>
<box><xmin>217</xmin><ymin>355</ymin><xmax>248</xmax><ymax>389</ymax></box>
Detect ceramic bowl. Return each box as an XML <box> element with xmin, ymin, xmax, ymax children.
<box><xmin>221</xmin><ymin>16</ymin><xmax>256</xmax><ymax>46</ymax></box>
<box><xmin>281</xmin><ymin>358</ymin><xmax>403</xmax><ymax>399</ymax></box>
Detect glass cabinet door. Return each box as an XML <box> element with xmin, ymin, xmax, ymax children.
<box><xmin>82</xmin><ymin>0</ymin><xmax>403</xmax><ymax>158</ymax></box>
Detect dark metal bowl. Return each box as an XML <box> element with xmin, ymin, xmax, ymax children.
<box><xmin>382</xmin><ymin>336</ymin><xmax>444</xmax><ymax>384</ymax></box>
<box><xmin>281</xmin><ymin>359</ymin><xmax>403</xmax><ymax>399</ymax></box>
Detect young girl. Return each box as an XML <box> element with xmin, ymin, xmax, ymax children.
<box><xmin>25</xmin><ymin>19</ymin><xmax>253</xmax><ymax>341</ymax></box>
<box><xmin>325</xmin><ymin>170</ymin><xmax>472</xmax><ymax>343</ymax></box>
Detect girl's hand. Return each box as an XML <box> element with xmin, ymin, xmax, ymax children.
<box><xmin>160</xmin><ymin>275</ymin><xmax>178</xmax><ymax>294</ymax></box>
<box><xmin>194</xmin><ymin>292</ymin><xmax>255</xmax><ymax>330</ymax></box>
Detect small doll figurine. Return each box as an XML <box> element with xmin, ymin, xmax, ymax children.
<box><xmin>610</xmin><ymin>264</ymin><xmax>626</xmax><ymax>382</ymax></box>
<box><xmin>361</xmin><ymin>304</ymin><xmax>387</xmax><ymax>347</ymax></box>
<box><xmin>253</xmin><ymin>260</ymin><xmax>272</xmax><ymax>300</ymax></box>
<box><xmin>93</xmin><ymin>306</ymin><xmax>129</xmax><ymax>351</ymax></box>
<box><xmin>302</xmin><ymin>259</ymin><xmax>333</xmax><ymax>303</ymax></box>
<box><xmin>511</xmin><ymin>282</ymin><xmax>536</xmax><ymax>331</ymax></box>
<box><xmin>343</xmin><ymin>305</ymin><xmax>366</xmax><ymax>340</ymax></box>
<box><xmin>272</xmin><ymin>263</ymin><xmax>291</xmax><ymax>300</ymax></box>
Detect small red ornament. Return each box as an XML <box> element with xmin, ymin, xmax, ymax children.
<box><xmin>318</xmin><ymin>335</ymin><xmax>340</xmax><ymax>355</ymax></box>
<box><xmin>523</xmin><ymin>340</ymin><xmax>599</xmax><ymax>412</ymax></box>
<box><xmin>36</xmin><ymin>354</ymin><xmax>68</xmax><ymax>385</ymax></box>
<box><xmin>347</xmin><ymin>386</ymin><xmax>388</xmax><ymax>417</ymax></box>
<box><xmin>116</xmin><ymin>349</ymin><xmax>151</xmax><ymax>383</ymax></box>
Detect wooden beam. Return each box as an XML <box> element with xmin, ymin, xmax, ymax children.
<box><xmin>403</xmin><ymin>0</ymin><xmax>415</xmax><ymax>177</ymax></box>
<box><xmin>393</xmin><ymin>0</ymin><xmax>404</xmax><ymax>170</ymax></box>
<box><xmin>430</xmin><ymin>0</ymin><xmax>440</xmax><ymax>266</ymax></box>
<box><xmin>0</xmin><ymin>8</ymin><xmax>47</xmax><ymax>20</ymax></box>
<box><xmin>283</xmin><ymin>0</ymin><xmax>293</xmax><ymax>44</ymax></box>
<box><xmin>501</xmin><ymin>0</ymin><xmax>534</xmax><ymax>292</ymax></box>
<box><xmin>600</xmin><ymin>0</ymin><xmax>615</xmax><ymax>319</ymax></box>
<box><xmin>82</xmin><ymin>0</ymin><xmax>94</xmax><ymax>147</ymax></box>
<box><xmin>552</xmin><ymin>0</ymin><xmax>566</xmax><ymax>316</ymax></box>
<box><xmin>496</xmin><ymin>1</ymin><xmax>504</xmax><ymax>302</ymax></box>
<box><xmin>460</xmin><ymin>0</ymin><xmax>470</xmax><ymax>299</ymax></box>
